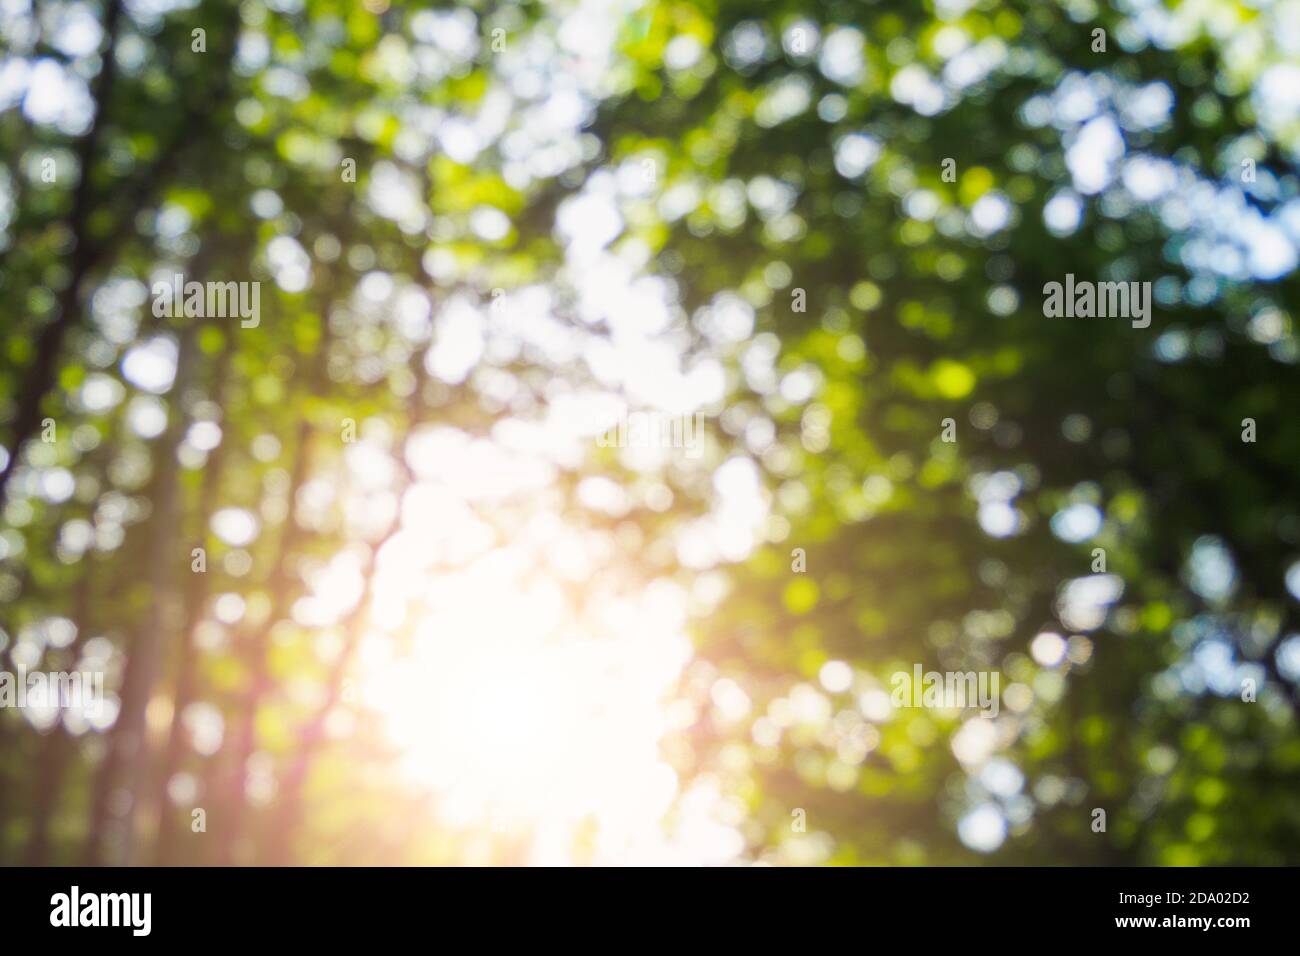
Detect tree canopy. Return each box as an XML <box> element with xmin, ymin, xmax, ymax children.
<box><xmin>0</xmin><ymin>0</ymin><xmax>1297</xmax><ymax>865</ymax></box>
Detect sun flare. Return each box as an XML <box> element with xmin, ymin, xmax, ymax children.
<box><xmin>320</xmin><ymin>426</ymin><xmax>742</xmax><ymax>864</ymax></box>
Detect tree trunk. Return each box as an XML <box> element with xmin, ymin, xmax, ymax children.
<box><xmin>152</xmin><ymin>343</ymin><xmax>233</xmax><ymax>865</ymax></box>
<box><xmin>266</xmin><ymin>336</ymin><xmax>432</xmax><ymax>865</ymax></box>
<box><xmin>22</xmin><ymin>506</ymin><xmax>103</xmax><ymax>865</ymax></box>
<box><xmin>0</xmin><ymin>0</ymin><xmax>123</xmax><ymax>513</ymax></box>
<box><xmin>84</xmin><ymin>326</ymin><xmax>198</xmax><ymax>865</ymax></box>
<box><xmin>217</xmin><ymin>416</ymin><xmax>316</xmax><ymax>865</ymax></box>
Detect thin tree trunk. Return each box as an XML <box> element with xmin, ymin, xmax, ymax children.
<box><xmin>19</xmin><ymin>429</ymin><xmax>119</xmax><ymax>865</ymax></box>
<box><xmin>0</xmin><ymin>0</ymin><xmax>122</xmax><ymax>514</ymax></box>
<box><xmin>22</xmin><ymin>561</ymin><xmax>98</xmax><ymax>866</ymax></box>
<box><xmin>0</xmin><ymin>1</ymin><xmax>243</xmax><ymax>514</ymax></box>
<box><xmin>267</xmin><ymin>359</ymin><xmax>430</xmax><ymax>865</ymax></box>
<box><xmin>217</xmin><ymin>294</ymin><xmax>335</xmax><ymax>865</ymax></box>
<box><xmin>0</xmin><ymin>425</ymin><xmax>117</xmax><ymax>860</ymax></box>
<box><xmin>85</xmin><ymin>325</ymin><xmax>199</xmax><ymax>865</ymax></box>
<box><xmin>217</xmin><ymin>415</ymin><xmax>316</xmax><ymax>866</ymax></box>
<box><xmin>152</xmin><ymin>342</ymin><xmax>233</xmax><ymax>865</ymax></box>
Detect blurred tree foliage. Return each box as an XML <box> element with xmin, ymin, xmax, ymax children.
<box><xmin>1</xmin><ymin>0</ymin><xmax>1298</xmax><ymax>865</ymax></box>
<box><xmin>591</xmin><ymin>0</ymin><xmax>1300</xmax><ymax>863</ymax></box>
